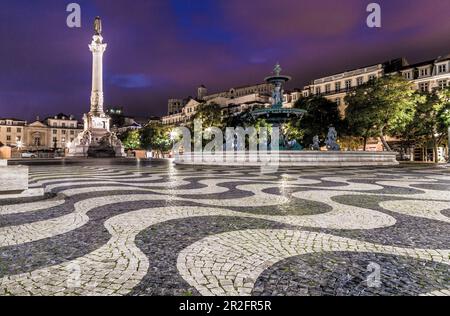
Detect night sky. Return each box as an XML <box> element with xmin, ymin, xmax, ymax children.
<box><xmin>1</xmin><ymin>0</ymin><xmax>450</xmax><ymax>121</ymax></box>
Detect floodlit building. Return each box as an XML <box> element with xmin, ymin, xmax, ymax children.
<box><xmin>162</xmin><ymin>83</ymin><xmax>274</xmax><ymax>125</ymax></box>
<box><xmin>0</xmin><ymin>114</ymin><xmax>83</xmax><ymax>152</ymax></box>
<box><xmin>303</xmin><ymin>58</ymin><xmax>407</xmax><ymax>115</ymax></box>
<box><xmin>0</xmin><ymin>118</ymin><xmax>27</xmax><ymax>148</ymax></box>
<box><xmin>302</xmin><ymin>55</ymin><xmax>450</xmax><ymax>161</ymax></box>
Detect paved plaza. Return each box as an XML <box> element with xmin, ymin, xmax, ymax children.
<box><xmin>0</xmin><ymin>160</ymin><xmax>449</xmax><ymax>296</ymax></box>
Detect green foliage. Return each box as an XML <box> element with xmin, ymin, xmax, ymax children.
<box><xmin>224</xmin><ymin>108</ymin><xmax>271</xmax><ymax>133</ymax></box>
<box><xmin>283</xmin><ymin>121</ymin><xmax>304</xmax><ymax>143</ymax></box>
<box><xmin>141</xmin><ymin>122</ymin><xmax>173</xmax><ymax>155</ymax></box>
<box><xmin>292</xmin><ymin>95</ymin><xmax>343</xmax><ymax>147</ymax></box>
<box><xmin>437</xmin><ymin>87</ymin><xmax>450</xmax><ymax>128</ymax></box>
<box><xmin>120</xmin><ymin>130</ymin><xmax>141</xmax><ymax>150</ymax></box>
<box><xmin>401</xmin><ymin>87</ymin><xmax>450</xmax><ymax>162</ymax></box>
<box><xmin>345</xmin><ymin>75</ymin><xmax>419</xmax><ymax>151</ymax></box>
<box><xmin>192</xmin><ymin>102</ymin><xmax>224</xmax><ymax>130</ymax></box>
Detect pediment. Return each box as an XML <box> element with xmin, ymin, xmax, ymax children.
<box><xmin>185</xmin><ymin>99</ymin><xmax>201</xmax><ymax>108</ymax></box>
<box><xmin>28</xmin><ymin>121</ymin><xmax>48</xmax><ymax>128</ymax></box>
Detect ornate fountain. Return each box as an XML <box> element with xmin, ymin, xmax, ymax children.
<box><xmin>175</xmin><ymin>63</ymin><xmax>399</xmax><ymax>167</ymax></box>
<box><xmin>251</xmin><ymin>63</ymin><xmax>306</xmax><ymax>149</ymax></box>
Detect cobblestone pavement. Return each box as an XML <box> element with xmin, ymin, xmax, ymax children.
<box><xmin>0</xmin><ymin>160</ymin><xmax>449</xmax><ymax>296</ymax></box>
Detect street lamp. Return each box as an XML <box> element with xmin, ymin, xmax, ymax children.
<box><xmin>446</xmin><ymin>109</ymin><xmax>450</xmax><ymax>163</ymax></box>
<box><xmin>170</xmin><ymin>130</ymin><xmax>179</xmax><ymax>141</ymax></box>
<box><xmin>16</xmin><ymin>140</ymin><xmax>23</xmax><ymax>151</ymax></box>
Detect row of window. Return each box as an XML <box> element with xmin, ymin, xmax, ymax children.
<box><xmin>51</xmin><ymin>122</ymin><xmax>77</xmax><ymax>128</ymax></box>
<box><xmin>418</xmin><ymin>80</ymin><xmax>448</xmax><ymax>92</ymax></box>
<box><xmin>3</xmin><ymin>127</ymin><xmax>22</xmax><ymax>133</ymax></box>
<box><xmin>0</xmin><ymin>121</ymin><xmax>26</xmax><ymax>126</ymax></box>
<box><xmin>4</xmin><ymin>135</ymin><xmax>75</xmax><ymax>144</ymax></box>
<box><xmin>52</xmin><ymin>137</ymin><xmax>74</xmax><ymax>143</ymax></box>
<box><xmin>231</xmin><ymin>87</ymin><xmax>270</xmax><ymax>97</ymax></box>
<box><xmin>314</xmin><ymin>76</ymin><xmax>448</xmax><ymax>95</ymax></box>
<box><xmin>314</xmin><ymin>75</ymin><xmax>376</xmax><ymax>95</ymax></box>
<box><xmin>2</xmin><ymin>127</ymin><xmax>81</xmax><ymax>134</ymax></box>
<box><xmin>5</xmin><ymin>135</ymin><xmax>21</xmax><ymax>142</ymax></box>
<box><xmin>52</xmin><ymin>129</ymin><xmax>76</xmax><ymax>135</ymax></box>
<box><xmin>403</xmin><ymin>64</ymin><xmax>448</xmax><ymax>80</ymax></box>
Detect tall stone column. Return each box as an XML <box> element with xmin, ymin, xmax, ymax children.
<box><xmin>89</xmin><ymin>35</ymin><xmax>107</xmax><ymax>115</ymax></box>
<box><xmin>67</xmin><ymin>17</ymin><xmax>125</xmax><ymax>158</ymax></box>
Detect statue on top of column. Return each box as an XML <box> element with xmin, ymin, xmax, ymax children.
<box><xmin>94</xmin><ymin>17</ymin><xmax>102</xmax><ymax>35</ymax></box>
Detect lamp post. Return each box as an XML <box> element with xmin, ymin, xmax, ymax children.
<box><xmin>448</xmin><ymin>126</ymin><xmax>450</xmax><ymax>163</ymax></box>
<box><xmin>16</xmin><ymin>140</ymin><xmax>23</xmax><ymax>158</ymax></box>
<box><xmin>16</xmin><ymin>140</ymin><xmax>23</xmax><ymax>151</ymax></box>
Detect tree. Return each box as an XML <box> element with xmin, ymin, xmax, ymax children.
<box><xmin>402</xmin><ymin>87</ymin><xmax>450</xmax><ymax>162</ymax></box>
<box><xmin>141</xmin><ymin>123</ymin><xmax>173</xmax><ymax>158</ymax></box>
<box><xmin>120</xmin><ymin>130</ymin><xmax>141</xmax><ymax>151</ymax></box>
<box><xmin>345</xmin><ymin>75</ymin><xmax>419</xmax><ymax>151</ymax></box>
<box><xmin>192</xmin><ymin>103</ymin><xmax>224</xmax><ymax>130</ymax></box>
<box><xmin>292</xmin><ymin>96</ymin><xmax>342</xmax><ymax>147</ymax></box>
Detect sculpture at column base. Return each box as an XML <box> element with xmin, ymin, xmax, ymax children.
<box><xmin>67</xmin><ymin>122</ymin><xmax>125</xmax><ymax>158</ymax></box>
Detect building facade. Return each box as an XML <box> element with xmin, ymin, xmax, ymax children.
<box><xmin>45</xmin><ymin>114</ymin><xmax>82</xmax><ymax>149</ymax></box>
<box><xmin>0</xmin><ymin>118</ymin><xmax>27</xmax><ymax>147</ymax></box>
<box><xmin>160</xmin><ymin>54</ymin><xmax>449</xmax><ymax>161</ymax></box>
<box><xmin>302</xmin><ymin>59</ymin><xmax>408</xmax><ymax>115</ymax></box>
<box><xmin>162</xmin><ymin>83</ymin><xmax>274</xmax><ymax>125</ymax></box>
<box><xmin>303</xmin><ymin>56</ymin><xmax>450</xmax><ymax>161</ymax></box>
<box><xmin>398</xmin><ymin>55</ymin><xmax>450</xmax><ymax>92</ymax></box>
<box><xmin>0</xmin><ymin>114</ymin><xmax>83</xmax><ymax>152</ymax></box>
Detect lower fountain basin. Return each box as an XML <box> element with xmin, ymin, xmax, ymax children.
<box><xmin>174</xmin><ymin>151</ymin><xmax>399</xmax><ymax>167</ymax></box>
